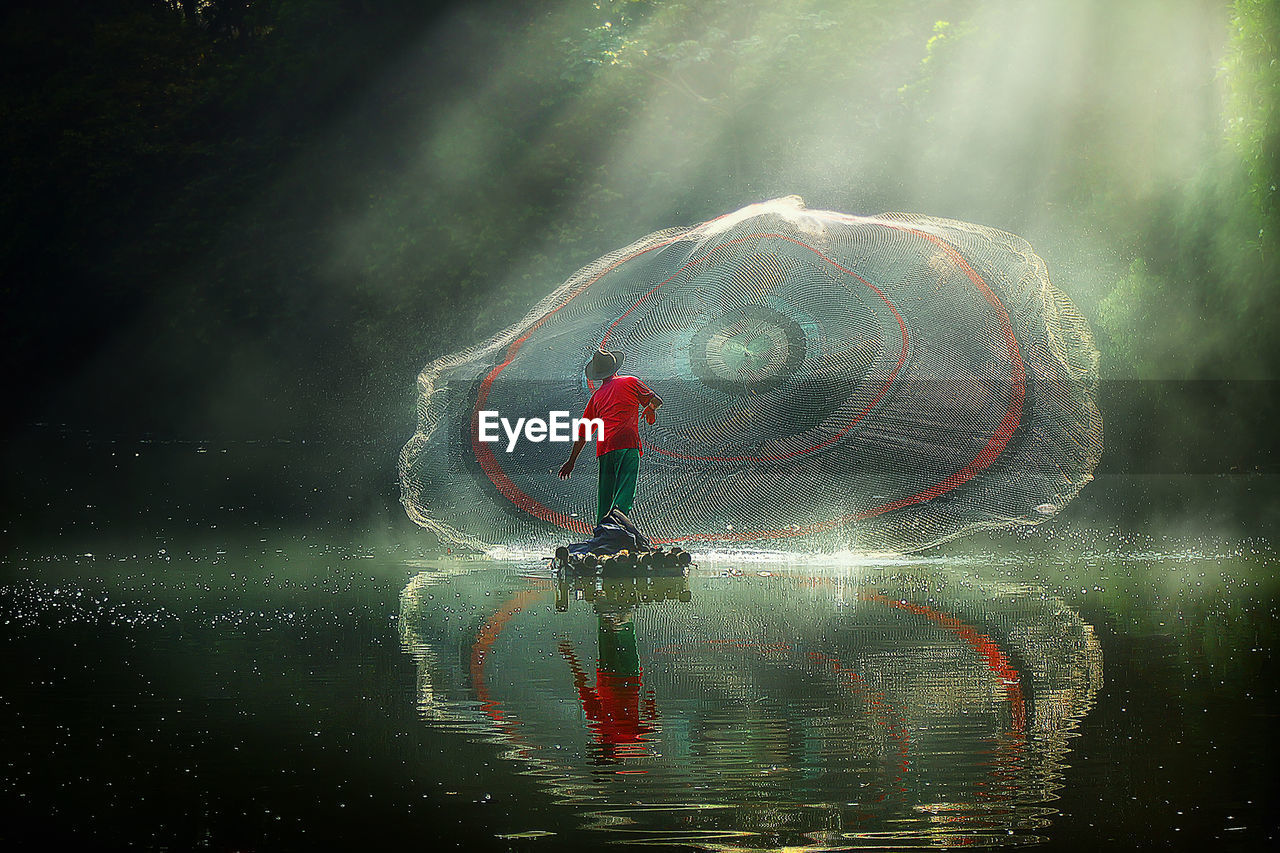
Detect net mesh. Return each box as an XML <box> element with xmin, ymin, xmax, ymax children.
<box><xmin>400</xmin><ymin>197</ymin><xmax>1101</xmax><ymax>552</ymax></box>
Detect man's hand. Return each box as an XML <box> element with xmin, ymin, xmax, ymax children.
<box><xmin>643</xmin><ymin>395</ymin><xmax>662</xmax><ymax>425</ymax></box>
<box><xmin>559</xmin><ymin>437</ymin><xmax>586</xmax><ymax>480</ymax></box>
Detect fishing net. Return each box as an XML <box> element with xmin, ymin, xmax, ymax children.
<box><xmin>399</xmin><ymin>197</ymin><xmax>1101</xmax><ymax>552</ymax></box>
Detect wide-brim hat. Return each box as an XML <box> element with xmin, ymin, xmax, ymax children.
<box><xmin>585</xmin><ymin>349</ymin><xmax>624</xmax><ymax>380</ymax></box>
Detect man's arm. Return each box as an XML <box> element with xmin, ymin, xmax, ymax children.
<box><xmin>562</xmin><ymin>396</ymin><xmax>596</xmax><ymax>478</ymax></box>
<box><xmin>559</xmin><ymin>437</ymin><xmax>587</xmax><ymax>479</ymax></box>
<box><xmin>639</xmin><ymin>384</ymin><xmax>663</xmax><ymax>423</ymax></box>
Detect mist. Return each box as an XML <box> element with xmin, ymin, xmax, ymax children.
<box><xmin>2</xmin><ymin>0</ymin><xmax>1276</xmax><ymax>534</ymax></box>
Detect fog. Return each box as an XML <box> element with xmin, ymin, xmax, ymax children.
<box><xmin>2</xmin><ymin>0</ymin><xmax>1274</xmax><ymax>533</ymax></box>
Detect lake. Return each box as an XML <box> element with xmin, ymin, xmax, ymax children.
<box><xmin>1</xmin><ymin>439</ymin><xmax>1275</xmax><ymax>850</ymax></box>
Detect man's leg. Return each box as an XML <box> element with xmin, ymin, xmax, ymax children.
<box><xmin>596</xmin><ymin>449</ymin><xmax>640</xmax><ymax>524</ymax></box>
<box><xmin>609</xmin><ymin>449</ymin><xmax>640</xmax><ymax>517</ymax></box>
<box><xmin>597</xmin><ymin>452</ymin><xmax>617</xmax><ymax>525</ymax></box>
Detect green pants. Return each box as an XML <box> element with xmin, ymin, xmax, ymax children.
<box><xmin>597</xmin><ymin>448</ymin><xmax>640</xmax><ymax>524</ymax></box>
<box><xmin>598</xmin><ymin>614</ymin><xmax>640</xmax><ymax>677</ymax></box>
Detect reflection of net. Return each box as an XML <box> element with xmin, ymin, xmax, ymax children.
<box><xmin>400</xmin><ymin>197</ymin><xmax>1101</xmax><ymax>552</ymax></box>
<box><xmin>398</xmin><ymin>564</ymin><xmax>1104</xmax><ymax>848</ymax></box>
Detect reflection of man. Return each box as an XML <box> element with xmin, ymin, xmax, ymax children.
<box><xmin>559</xmin><ymin>348</ymin><xmax>662</xmax><ymax>525</ymax></box>
<box><xmin>558</xmin><ymin>607</ymin><xmax>658</xmax><ymax>765</ymax></box>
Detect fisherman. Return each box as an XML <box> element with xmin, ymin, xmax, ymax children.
<box><xmin>559</xmin><ymin>348</ymin><xmax>662</xmax><ymax>524</ymax></box>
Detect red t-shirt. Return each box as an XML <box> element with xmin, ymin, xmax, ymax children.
<box><xmin>583</xmin><ymin>375</ymin><xmax>656</xmax><ymax>457</ymax></box>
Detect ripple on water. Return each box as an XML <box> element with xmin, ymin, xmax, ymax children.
<box><xmin>399</xmin><ymin>562</ymin><xmax>1105</xmax><ymax>848</ymax></box>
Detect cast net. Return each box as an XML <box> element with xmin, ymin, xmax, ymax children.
<box><xmin>399</xmin><ymin>197</ymin><xmax>1101</xmax><ymax>552</ymax></box>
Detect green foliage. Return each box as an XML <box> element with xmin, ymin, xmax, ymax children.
<box><xmin>1224</xmin><ymin>0</ymin><xmax>1280</xmax><ymax>225</ymax></box>
<box><xmin>580</xmin><ymin>0</ymin><xmax>905</xmax><ymax>111</ymax></box>
<box><xmin>1096</xmin><ymin>258</ymin><xmax>1198</xmax><ymax>378</ymax></box>
<box><xmin>897</xmin><ymin>18</ymin><xmax>977</xmax><ymax>105</ymax></box>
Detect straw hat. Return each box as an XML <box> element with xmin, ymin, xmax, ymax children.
<box><xmin>585</xmin><ymin>349</ymin><xmax>624</xmax><ymax>380</ymax></box>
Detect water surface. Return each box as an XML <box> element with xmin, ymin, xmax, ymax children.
<box><xmin>2</xmin><ymin>529</ymin><xmax>1275</xmax><ymax>850</ymax></box>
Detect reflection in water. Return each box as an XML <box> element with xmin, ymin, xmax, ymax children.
<box><xmin>399</xmin><ymin>564</ymin><xmax>1102</xmax><ymax>849</ymax></box>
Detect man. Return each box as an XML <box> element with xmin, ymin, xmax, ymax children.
<box><xmin>559</xmin><ymin>348</ymin><xmax>662</xmax><ymax>525</ymax></box>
